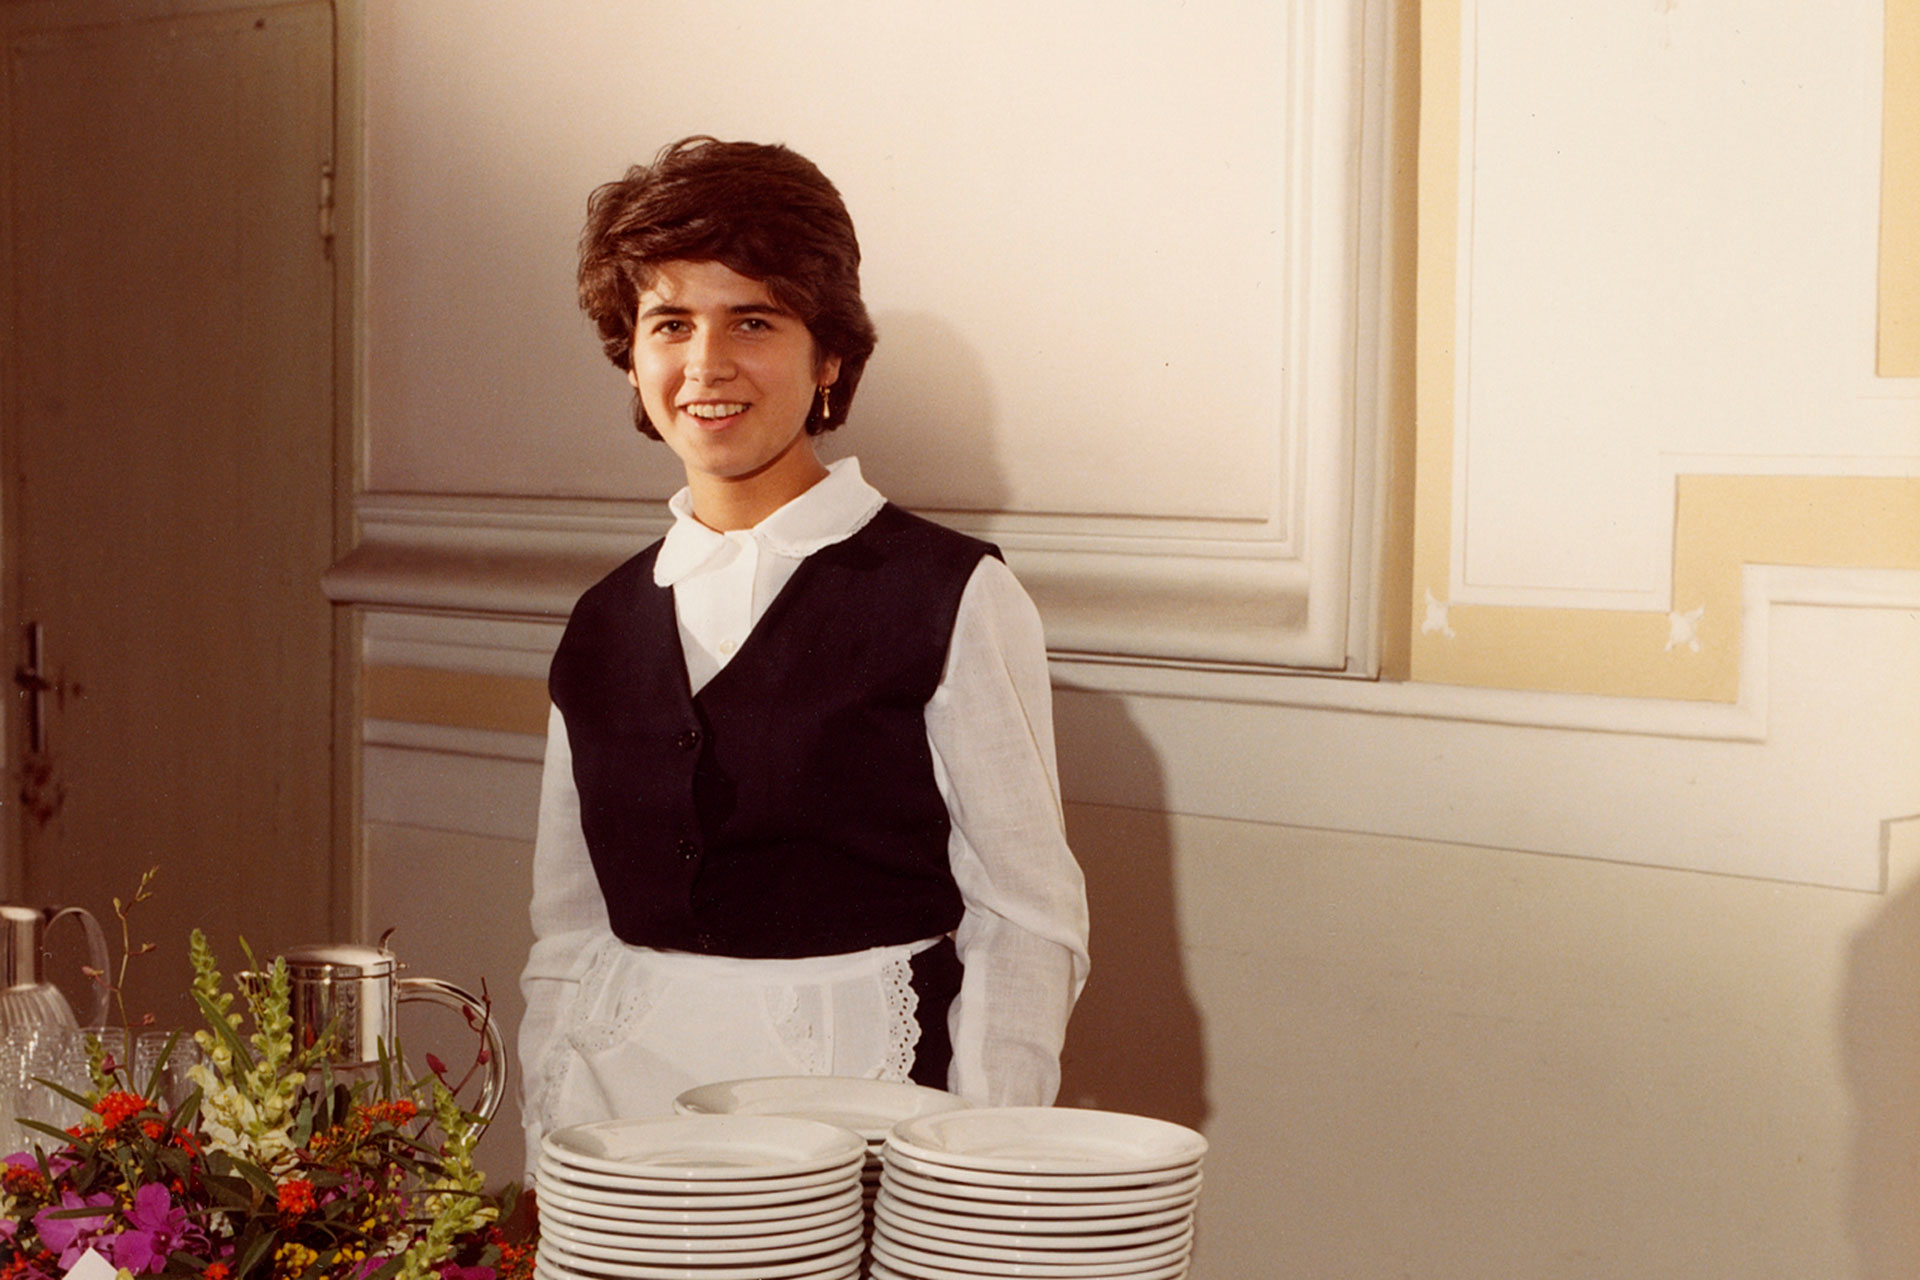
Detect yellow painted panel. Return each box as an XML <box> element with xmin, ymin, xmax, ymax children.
<box><xmin>1413</xmin><ymin>0</ymin><xmax>1462</xmax><ymax>639</ymax></box>
<box><xmin>363</xmin><ymin>665</ymin><xmax>550</xmax><ymax>737</ymax></box>
<box><xmin>1417</xmin><ymin>0</ymin><xmax>1920</xmax><ymax>702</ymax></box>
<box><xmin>1883</xmin><ymin>0</ymin><xmax>1920</xmax><ymax>375</ymax></box>
<box><xmin>1414</xmin><ymin>475</ymin><xmax>1920</xmax><ymax>704</ymax></box>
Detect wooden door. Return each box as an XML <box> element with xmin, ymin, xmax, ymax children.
<box><xmin>1</xmin><ymin>1</ymin><xmax>339</xmax><ymax>1028</ymax></box>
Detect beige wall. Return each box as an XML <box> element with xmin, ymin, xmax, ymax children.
<box><xmin>340</xmin><ymin>3</ymin><xmax>1920</xmax><ymax>1277</ymax></box>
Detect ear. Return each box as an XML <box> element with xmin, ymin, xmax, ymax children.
<box><xmin>818</xmin><ymin>353</ymin><xmax>843</xmax><ymax>388</ymax></box>
<box><xmin>626</xmin><ymin>365</ymin><xmax>641</xmax><ymax>391</ymax></box>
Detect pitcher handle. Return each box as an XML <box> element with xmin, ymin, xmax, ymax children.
<box><xmin>48</xmin><ymin>906</ymin><xmax>111</xmax><ymax>1027</ymax></box>
<box><xmin>396</xmin><ymin>976</ymin><xmax>508</xmax><ymax>1125</ymax></box>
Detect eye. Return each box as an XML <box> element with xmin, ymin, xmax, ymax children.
<box><xmin>737</xmin><ymin>317</ymin><xmax>773</xmax><ymax>334</ymax></box>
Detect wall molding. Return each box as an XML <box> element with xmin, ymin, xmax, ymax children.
<box><xmin>357</xmin><ymin>565</ymin><xmax>1920</xmax><ymax>891</ymax></box>
<box><xmin>1416</xmin><ymin>0</ymin><xmax>1920</xmax><ymax>703</ymax></box>
<box><xmin>329</xmin><ymin>0</ymin><xmax>1404</xmax><ymax>678</ymax></box>
<box><xmin>1883</xmin><ymin>0</ymin><xmax>1920</xmax><ymax>375</ymax></box>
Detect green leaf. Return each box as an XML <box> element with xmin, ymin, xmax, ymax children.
<box><xmin>233</xmin><ymin>1227</ymin><xmax>279</xmax><ymax>1280</ymax></box>
<box><xmin>231</xmin><ymin>1157</ymin><xmax>279</xmax><ymax>1196</ymax></box>
<box><xmin>192</xmin><ymin>985</ymin><xmax>255</xmax><ymax>1065</ymax></box>
<box><xmin>169</xmin><ymin>1084</ymin><xmax>204</xmax><ymax>1132</ymax></box>
<box><xmin>141</xmin><ymin>1028</ymin><xmax>185</xmax><ymax>1098</ymax></box>
<box><xmin>18</xmin><ymin>1118</ymin><xmax>79</xmax><ymax>1148</ymax></box>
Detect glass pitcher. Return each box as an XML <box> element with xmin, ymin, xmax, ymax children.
<box><xmin>0</xmin><ymin>903</ymin><xmax>111</xmax><ymax>1033</ymax></box>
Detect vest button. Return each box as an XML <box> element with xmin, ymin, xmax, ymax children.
<box><xmin>675</xmin><ymin>728</ymin><xmax>701</xmax><ymax>751</ymax></box>
<box><xmin>675</xmin><ymin>838</ymin><xmax>697</xmax><ymax>860</ymax></box>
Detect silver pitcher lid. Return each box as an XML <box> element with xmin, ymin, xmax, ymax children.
<box><xmin>280</xmin><ymin>943</ymin><xmax>397</xmax><ymax>980</ymax></box>
<box><xmin>0</xmin><ymin>905</ymin><xmax>47</xmax><ymax>990</ymax></box>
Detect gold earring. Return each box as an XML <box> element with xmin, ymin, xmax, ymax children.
<box><xmin>819</xmin><ymin>384</ymin><xmax>833</xmax><ymax>423</ymax></box>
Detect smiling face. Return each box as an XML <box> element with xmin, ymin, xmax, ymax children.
<box><xmin>628</xmin><ymin>259</ymin><xmax>842</xmax><ymax>530</ymax></box>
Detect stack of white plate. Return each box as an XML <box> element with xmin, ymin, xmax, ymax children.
<box><xmin>676</xmin><ymin>1076</ymin><xmax>974</xmax><ymax>1222</ymax></box>
<box><xmin>871</xmin><ymin>1107</ymin><xmax>1207</xmax><ymax>1280</ymax></box>
<box><xmin>535</xmin><ymin>1114</ymin><xmax>869</xmax><ymax>1280</ymax></box>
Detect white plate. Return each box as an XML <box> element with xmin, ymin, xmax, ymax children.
<box><xmin>536</xmin><ymin>1178</ymin><xmax>860</xmax><ymax>1222</ymax></box>
<box><xmin>871</xmin><ymin>1234</ymin><xmax>1193</xmax><ymax>1280</ymax></box>
<box><xmin>884</xmin><ymin>1143</ymin><xmax>1201</xmax><ymax>1191</ymax></box>
<box><xmin>874</xmin><ymin>1197</ymin><xmax>1193</xmax><ymax>1251</ymax></box>
<box><xmin>881</xmin><ymin>1157</ymin><xmax>1204</xmax><ymax>1204</ymax></box>
<box><xmin>546</xmin><ymin>1114</ymin><xmax>866</xmax><ymax>1179</ymax></box>
<box><xmin>535</xmin><ymin>1261</ymin><xmax>859</xmax><ymax>1280</ymax></box>
<box><xmin>545</xmin><ymin>1205</ymin><xmax>867</xmax><ymax>1258</ymax></box>
<box><xmin>890</xmin><ymin>1108</ymin><xmax>1205</xmax><ymax>1176</ymax></box>
<box><xmin>674</xmin><ymin>1076</ymin><xmax>972</xmax><ymax>1140</ymax></box>
<box><xmin>874</xmin><ymin>1214</ymin><xmax>1194</xmax><ymax>1267</ymax></box>
<box><xmin>878</xmin><ymin>1168</ymin><xmax>1200</xmax><ymax>1219</ymax></box>
<box><xmin>540</xmin><ymin>1215</ymin><xmax>862</xmax><ymax>1266</ymax></box>
<box><xmin>535</xmin><ymin>1234</ymin><xmax>865</xmax><ymax>1280</ymax></box>
<box><xmin>878</xmin><ymin>1188</ymin><xmax>1196</xmax><ymax>1235</ymax></box>
<box><xmin>536</xmin><ymin>1185</ymin><xmax>862</xmax><ymax>1235</ymax></box>
<box><xmin>539</xmin><ymin>1151</ymin><xmax>862</xmax><ymax>1199</ymax></box>
<box><xmin>537</xmin><ymin>1262</ymin><xmax>859</xmax><ymax>1280</ymax></box>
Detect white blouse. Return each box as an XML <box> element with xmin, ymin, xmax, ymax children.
<box><xmin>519</xmin><ymin>458</ymin><xmax>1090</xmax><ymax>1133</ymax></box>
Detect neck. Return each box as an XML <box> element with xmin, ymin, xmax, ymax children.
<box><xmin>687</xmin><ymin>450</ymin><xmax>830</xmax><ymax>532</ymax></box>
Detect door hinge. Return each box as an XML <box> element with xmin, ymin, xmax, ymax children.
<box><xmin>319</xmin><ymin>161</ymin><xmax>336</xmax><ymax>258</ymax></box>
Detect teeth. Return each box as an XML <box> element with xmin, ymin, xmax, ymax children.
<box><xmin>686</xmin><ymin>402</ymin><xmax>748</xmax><ymax>420</ymax></box>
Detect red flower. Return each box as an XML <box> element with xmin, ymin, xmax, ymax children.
<box><xmin>205</xmin><ymin>1265</ymin><xmax>231</xmax><ymax>1280</ymax></box>
<box><xmin>276</xmin><ymin>1178</ymin><xmax>317</xmax><ymax>1217</ymax></box>
<box><xmin>0</xmin><ymin>1161</ymin><xmax>47</xmax><ymax>1198</ymax></box>
<box><xmin>365</xmin><ymin>1099</ymin><xmax>419</xmax><ymax>1128</ymax></box>
<box><xmin>93</xmin><ymin>1090</ymin><xmax>150</xmax><ymax>1128</ymax></box>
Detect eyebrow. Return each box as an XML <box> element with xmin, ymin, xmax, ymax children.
<box><xmin>638</xmin><ymin>302</ymin><xmax>793</xmax><ymax>320</ymax></box>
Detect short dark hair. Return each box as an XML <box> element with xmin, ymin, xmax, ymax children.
<box><xmin>578</xmin><ymin>136</ymin><xmax>878</xmax><ymax>439</ymax></box>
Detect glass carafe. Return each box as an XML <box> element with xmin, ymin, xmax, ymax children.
<box><xmin>0</xmin><ymin>904</ymin><xmax>111</xmax><ymax>1033</ymax></box>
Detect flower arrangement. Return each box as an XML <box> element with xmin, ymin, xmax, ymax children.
<box><xmin>0</xmin><ymin>924</ymin><xmax>532</xmax><ymax>1280</ymax></box>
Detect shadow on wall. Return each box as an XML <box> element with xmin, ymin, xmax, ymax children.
<box><xmin>1054</xmin><ymin>694</ymin><xmax>1210</xmax><ymax>1132</ymax></box>
<box><xmin>1842</xmin><ymin>828</ymin><xmax>1920</xmax><ymax>1278</ymax></box>
<box><xmin>834</xmin><ymin>311</ymin><xmax>1009</xmax><ymax>512</ymax></box>
<box><xmin>845</xmin><ymin>314</ymin><xmax>1209</xmax><ymax>1123</ymax></box>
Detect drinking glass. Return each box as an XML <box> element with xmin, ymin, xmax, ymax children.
<box><xmin>134</xmin><ymin>1030</ymin><xmax>204</xmax><ymax>1110</ymax></box>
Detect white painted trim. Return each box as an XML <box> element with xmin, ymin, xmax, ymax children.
<box><xmin>351</xmin><ymin>565</ymin><xmax>1920</xmax><ymax>741</ymax></box>
<box><xmin>329</xmin><ymin>0</ymin><xmax>1399</xmax><ymax>676</ymax></box>
<box><xmin>355</xmin><ymin>566</ymin><xmax>1920</xmax><ymax>891</ymax></box>
<box><xmin>363</xmin><ymin>609</ymin><xmax>562</xmax><ymax>681</ymax></box>
<box><xmin>364</xmin><ymin>718</ymin><xmax>545</xmax><ymax>764</ymax></box>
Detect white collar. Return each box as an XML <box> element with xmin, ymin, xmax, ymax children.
<box><xmin>653</xmin><ymin>457</ymin><xmax>885</xmax><ymax>587</ymax></box>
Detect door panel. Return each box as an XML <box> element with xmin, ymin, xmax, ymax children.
<box><xmin>4</xmin><ymin>2</ymin><xmax>337</xmax><ymax>1027</ymax></box>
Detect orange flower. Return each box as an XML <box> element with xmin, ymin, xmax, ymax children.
<box><xmin>366</xmin><ymin>1098</ymin><xmax>419</xmax><ymax>1127</ymax></box>
<box><xmin>93</xmin><ymin>1090</ymin><xmax>150</xmax><ymax>1128</ymax></box>
<box><xmin>0</xmin><ymin>1161</ymin><xmax>47</xmax><ymax>1197</ymax></box>
<box><xmin>276</xmin><ymin>1177</ymin><xmax>318</xmax><ymax>1217</ymax></box>
<box><xmin>205</xmin><ymin>1265</ymin><xmax>231</xmax><ymax>1280</ymax></box>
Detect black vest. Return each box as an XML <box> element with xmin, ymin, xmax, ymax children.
<box><xmin>549</xmin><ymin>503</ymin><xmax>1000</xmax><ymax>958</ymax></box>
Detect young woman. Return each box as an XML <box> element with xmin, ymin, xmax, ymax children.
<box><xmin>517</xmin><ymin>137</ymin><xmax>1089</xmax><ymax>1178</ymax></box>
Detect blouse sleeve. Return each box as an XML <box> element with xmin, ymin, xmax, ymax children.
<box><xmin>517</xmin><ymin>704</ymin><xmax>610</xmax><ymax>1178</ymax></box>
<box><xmin>925</xmin><ymin>556</ymin><xmax>1091</xmax><ymax>1105</ymax></box>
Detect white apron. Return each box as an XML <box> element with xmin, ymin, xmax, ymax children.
<box><xmin>526</xmin><ymin>931</ymin><xmax>939</xmax><ymax>1178</ymax></box>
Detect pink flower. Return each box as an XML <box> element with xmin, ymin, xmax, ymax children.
<box><xmin>437</xmin><ymin>1265</ymin><xmax>496</xmax><ymax>1280</ymax></box>
<box><xmin>109</xmin><ymin>1182</ymin><xmax>201</xmax><ymax>1274</ymax></box>
<box><xmin>31</xmin><ymin>1190</ymin><xmax>114</xmax><ymax>1268</ymax></box>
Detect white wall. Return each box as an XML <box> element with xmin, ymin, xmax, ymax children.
<box><xmin>350</xmin><ymin>3</ymin><xmax>1920</xmax><ymax>1276</ymax></box>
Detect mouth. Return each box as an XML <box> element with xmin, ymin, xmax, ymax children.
<box><xmin>682</xmin><ymin>401</ymin><xmax>750</xmax><ymax>423</ymax></box>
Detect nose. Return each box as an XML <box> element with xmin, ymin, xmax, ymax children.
<box><xmin>683</xmin><ymin>328</ymin><xmax>737</xmax><ymax>383</ymax></box>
